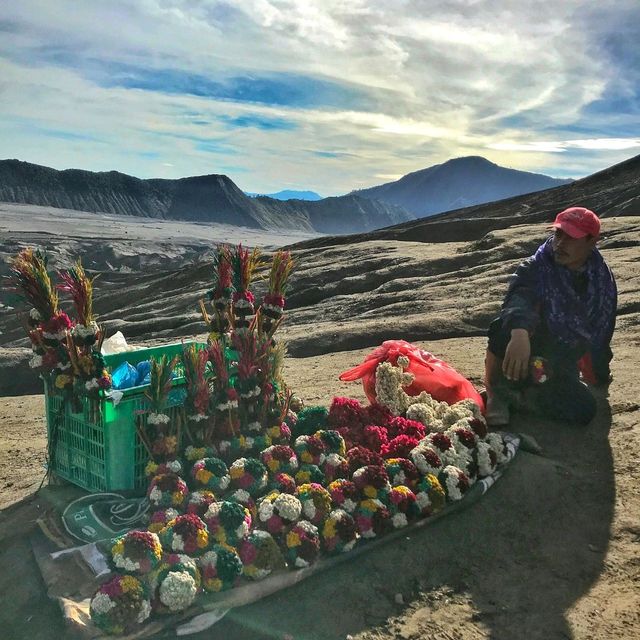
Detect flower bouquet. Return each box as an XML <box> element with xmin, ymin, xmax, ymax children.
<box><xmin>7</xmin><ymin>249</ymin><xmax>75</xmax><ymax>396</ymax></box>
<box><xmin>191</xmin><ymin>457</ymin><xmax>231</xmax><ymax>493</ymax></box>
<box><xmin>230</xmin><ymin>244</ymin><xmax>261</xmax><ymax>331</ymax></box>
<box><xmin>199</xmin><ymin>544</ymin><xmax>243</xmax><ymax>592</ymax></box>
<box><xmin>58</xmin><ymin>260</ymin><xmax>111</xmax><ymax>417</ymax></box>
<box><xmin>150</xmin><ymin>554</ymin><xmax>201</xmax><ymax>613</ymax></box>
<box><xmin>145</xmin><ymin>459</ymin><xmax>183</xmax><ymax>479</ymax></box>
<box><xmin>388</xmin><ymin>485</ymin><xmax>420</xmax><ymax>528</ymax></box>
<box><xmin>159</xmin><ymin>513</ymin><xmax>209</xmax><ymax>555</ymax></box>
<box><xmin>147</xmin><ymin>473</ymin><xmax>189</xmax><ymax>509</ymax></box>
<box><xmin>182</xmin><ymin>343</ymin><xmax>211</xmax><ymax>444</ymax></box>
<box><xmin>232</xmin><ymin>329</ymin><xmax>267</xmax><ymax>428</ymax></box>
<box><xmin>294</xmin><ymin>463</ymin><xmax>325</xmax><ymax>486</ymax></box>
<box><xmin>424</xmin><ymin>432</ymin><xmax>458</xmax><ymax>466</ymax></box>
<box><xmin>142</xmin><ymin>355</ymin><xmax>180</xmax><ymax>462</ymax></box>
<box><xmin>292</xmin><ymin>405</ymin><xmax>328</xmax><ymax>437</ymax></box>
<box><xmin>148</xmin><ymin>508</ymin><xmax>180</xmax><ymax>534</ymax></box>
<box><xmin>409</xmin><ymin>442</ymin><xmax>443</xmax><ymax>477</ymax></box>
<box><xmin>352</xmin><ymin>465</ymin><xmax>391</xmax><ymax>501</ymax></box>
<box><xmin>227</xmin><ymin>488</ymin><xmax>258</xmax><ymax>521</ymax></box>
<box><xmin>315</xmin><ymin>429</ymin><xmax>346</xmax><ymax>457</ymax></box>
<box><xmin>380</xmin><ymin>434</ymin><xmax>420</xmax><ymax>459</ymax></box>
<box><xmin>256</xmin><ymin>491</ymin><xmax>302</xmax><ymax>535</ymax></box>
<box><xmin>111</xmin><ymin>530</ymin><xmax>163</xmax><ymax>575</ymax></box>
<box><xmin>384</xmin><ymin>457</ymin><xmax>420</xmax><ymax>490</ymax></box>
<box><xmin>485</xmin><ymin>432</ymin><xmax>509</xmax><ymax>465</ymax></box>
<box><xmin>438</xmin><ymin>465</ymin><xmax>471</xmax><ymax>501</ymax></box>
<box><xmin>90</xmin><ymin>574</ymin><xmax>151</xmax><ymax>635</ymax></box>
<box><xmin>293</xmin><ymin>434</ymin><xmax>327</xmax><ymax>466</ymax></box>
<box><xmin>387</xmin><ymin>416</ymin><xmax>426</xmax><ymax>440</ymax></box>
<box><xmin>238</xmin><ymin>530</ymin><xmax>286</xmax><ymax>580</ymax></box>
<box><xmin>414</xmin><ymin>474</ymin><xmax>446</xmax><ymax>516</ymax></box>
<box><xmin>229</xmin><ymin>457</ymin><xmax>269</xmax><ymax>496</ymax></box>
<box><xmin>473</xmin><ymin>440</ymin><xmax>498</xmax><ymax>477</ymax></box>
<box><xmin>327</xmin><ymin>397</ymin><xmax>367</xmax><ymax>430</ymax></box>
<box><xmin>346</xmin><ymin>446</ymin><xmax>383</xmax><ymax>473</ymax></box>
<box><xmin>202</xmin><ymin>245</ymin><xmax>233</xmax><ymax>338</ymax></box>
<box><xmin>269</xmin><ymin>472</ymin><xmax>297</xmax><ymax>494</ymax></box>
<box><xmin>374</xmin><ymin>359</ymin><xmax>415</xmax><ymax>416</ymax></box>
<box><xmin>361</xmin><ymin>425</ymin><xmax>389</xmax><ymax>453</ymax></box>
<box><xmin>266</xmin><ymin>422</ymin><xmax>292</xmax><ymax>445</ymax></box>
<box><xmin>295</xmin><ymin>483</ymin><xmax>332</xmax><ymax>526</ymax></box>
<box><xmin>261</xmin><ymin>445</ymin><xmax>298</xmax><ymax>476</ymax></box>
<box><xmin>184</xmin><ymin>446</ymin><xmax>216</xmax><ymax>468</ymax></box>
<box><xmin>321</xmin><ymin>509</ymin><xmax>358</xmax><ymax>554</ymax></box>
<box><xmin>208</xmin><ymin>340</ymin><xmax>240</xmax><ymax>439</ymax></box>
<box><xmin>257</xmin><ymin>250</ymin><xmax>294</xmax><ymax>337</ymax></box>
<box><xmin>322</xmin><ymin>453</ymin><xmax>350</xmax><ymax>483</ymax></box>
<box><xmin>327</xmin><ymin>479</ymin><xmax>360</xmax><ymax>514</ymax></box>
<box><xmin>354</xmin><ymin>498</ymin><xmax>390</xmax><ymax>539</ymax></box>
<box><xmin>446</xmin><ymin>425</ymin><xmax>478</xmax><ymax>453</ymax></box>
<box><xmin>204</xmin><ymin>500</ymin><xmax>252</xmax><ymax>547</ymax></box>
<box><xmin>284</xmin><ymin>520</ymin><xmax>321</xmax><ymax>568</ymax></box>
<box><xmin>186</xmin><ymin>492</ymin><xmax>219</xmax><ymax>517</ymax></box>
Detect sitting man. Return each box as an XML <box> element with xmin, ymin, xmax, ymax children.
<box><xmin>484</xmin><ymin>206</ymin><xmax>617</xmax><ymax>427</ymax></box>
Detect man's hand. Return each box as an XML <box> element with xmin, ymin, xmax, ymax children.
<box><xmin>503</xmin><ymin>329</ymin><xmax>531</xmax><ymax>381</ymax></box>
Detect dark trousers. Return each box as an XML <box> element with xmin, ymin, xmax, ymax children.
<box><xmin>487</xmin><ymin>318</ymin><xmax>597</xmax><ymax>426</ymax></box>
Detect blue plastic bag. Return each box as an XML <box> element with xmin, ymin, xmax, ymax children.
<box><xmin>136</xmin><ymin>360</ymin><xmax>152</xmax><ymax>386</ymax></box>
<box><xmin>111</xmin><ymin>361</ymin><xmax>139</xmax><ymax>390</ymax></box>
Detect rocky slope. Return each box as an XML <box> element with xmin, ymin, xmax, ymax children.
<box><xmin>0</xmin><ymin>160</ymin><xmax>413</xmax><ymax>234</ymax></box>
<box><xmin>354</xmin><ymin>155</ymin><xmax>572</xmax><ymax>217</ymax></box>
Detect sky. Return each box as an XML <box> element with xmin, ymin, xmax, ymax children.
<box><xmin>1</xmin><ymin>1</ymin><xmax>639</xmax><ymax>196</ymax></box>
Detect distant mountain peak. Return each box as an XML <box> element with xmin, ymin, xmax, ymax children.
<box><xmin>354</xmin><ymin>156</ymin><xmax>572</xmax><ymax>218</ymax></box>
<box><xmin>246</xmin><ymin>189</ymin><xmax>322</xmax><ymax>201</ymax></box>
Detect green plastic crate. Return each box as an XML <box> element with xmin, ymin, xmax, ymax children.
<box><xmin>44</xmin><ymin>341</ymin><xmax>206</xmax><ymax>493</ymax></box>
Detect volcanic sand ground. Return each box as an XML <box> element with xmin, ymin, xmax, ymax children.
<box><xmin>1</xmin><ymin>213</ymin><xmax>639</xmax><ymax>639</ymax></box>
<box><xmin>1</xmin><ymin>333</ymin><xmax>639</xmax><ymax>640</ymax></box>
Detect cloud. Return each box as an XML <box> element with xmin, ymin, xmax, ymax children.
<box><xmin>489</xmin><ymin>139</ymin><xmax>640</xmax><ymax>153</ymax></box>
<box><xmin>0</xmin><ymin>1</ymin><xmax>638</xmax><ymax>194</ymax></box>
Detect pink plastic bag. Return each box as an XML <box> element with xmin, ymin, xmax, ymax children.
<box><xmin>339</xmin><ymin>340</ymin><xmax>485</xmax><ymax>412</ymax></box>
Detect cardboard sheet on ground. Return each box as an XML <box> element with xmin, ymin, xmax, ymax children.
<box><xmin>32</xmin><ymin>433</ymin><xmax>520</xmax><ymax>639</ymax></box>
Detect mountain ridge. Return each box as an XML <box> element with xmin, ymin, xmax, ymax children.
<box><xmin>353</xmin><ymin>155</ymin><xmax>572</xmax><ymax>218</ymax></box>
<box><xmin>0</xmin><ymin>159</ymin><xmax>412</xmax><ymax>234</ymax></box>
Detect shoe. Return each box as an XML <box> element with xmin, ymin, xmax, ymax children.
<box><xmin>485</xmin><ymin>392</ymin><xmax>510</xmax><ymax>427</ymax></box>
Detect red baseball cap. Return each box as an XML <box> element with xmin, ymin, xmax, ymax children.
<box><xmin>551</xmin><ymin>207</ymin><xmax>600</xmax><ymax>239</ymax></box>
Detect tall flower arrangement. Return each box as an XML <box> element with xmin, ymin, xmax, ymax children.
<box><xmin>182</xmin><ymin>344</ymin><xmax>210</xmax><ymax>445</ymax></box>
<box><xmin>258</xmin><ymin>250</ymin><xmax>294</xmax><ymax>337</ymax></box>
<box><xmin>57</xmin><ymin>260</ymin><xmax>111</xmax><ymax>414</ymax></box>
<box><xmin>143</xmin><ymin>355</ymin><xmax>180</xmax><ymax>460</ymax></box>
<box><xmin>6</xmin><ymin>248</ymin><xmax>73</xmax><ymax>392</ymax></box>
<box><xmin>230</xmin><ymin>245</ymin><xmax>261</xmax><ymax>331</ymax></box>
<box><xmin>208</xmin><ymin>340</ymin><xmax>239</xmax><ymax>439</ymax></box>
<box><xmin>201</xmin><ymin>245</ymin><xmax>233</xmax><ymax>339</ymax></box>
<box><xmin>232</xmin><ymin>330</ymin><xmax>269</xmax><ymax>433</ymax></box>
